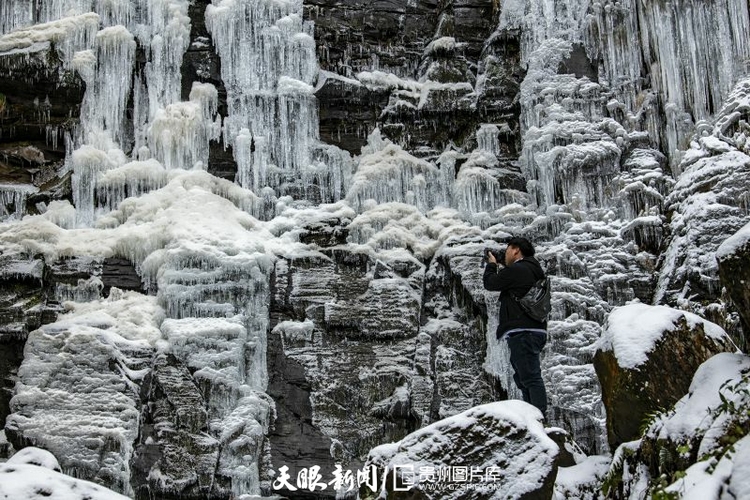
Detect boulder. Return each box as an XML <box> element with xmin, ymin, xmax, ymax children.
<box><xmin>604</xmin><ymin>353</ymin><xmax>750</xmax><ymax>499</ymax></box>
<box><xmin>717</xmin><ymin>220</ymin><xmax>750</xmax><ymax>350</ymax></box>
<box><xmin>0</xmin><ymin>462</ymin><xmax>130</xmax><ymax>500</ymax></box>
<box><xmin>359</xmin><ymin>401</ymin><xmax>559</xmax><ymax>500</ymax></box>
<box><xmin>6</xmin><ymin>445</ymin><xmax>61</xmax><ymax>471</ymax></box>
<box><xmin>594</xmin><ymin>303</ymin><xmax>737</xmax><ymax>448</ymax></box>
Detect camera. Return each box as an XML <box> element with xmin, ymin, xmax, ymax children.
<box><xmin>483</xmin><ymin>248</ymin><xmax>505</xmax><ymax>265</ymax></box>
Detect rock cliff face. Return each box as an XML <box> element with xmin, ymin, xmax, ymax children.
<box><xmin>0</xmin><ymin>35</ymin><xmax>84</xmax><ymax>216</ymax></box>
<box><xmin>0</xmin><ymin>0</ymin><xmax>749</xmax><ymax>498</ymax></box>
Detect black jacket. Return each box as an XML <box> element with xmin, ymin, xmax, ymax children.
<box><xmin>483</xmin><ymin>256</ymin><xmax>547</xmax><ymax>338</ymax></box>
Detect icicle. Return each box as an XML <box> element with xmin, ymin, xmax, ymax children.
<box><xmin>347</xmin><ymin>129</ymin><xmax>446</xmax><ymax>212</ymax></box>
<box><xmin>142</xmin><ymin>1</ymin><xmax>191</xmax><ymax>122</ymax></box>
<box><xmin>206</xmin><ymin>0</ymin><xmax>336</xmax><ymax>201</ymax></box>
<box><xmin>70</xmin><ymin>145</ymin><xmax>118</xmax><ymax>226</ymax></box>
<box><xmin>156</xmin><ymin>248</ymin><xmax>272</xmax><ymax>497</ymax></box>
<box><xmin>75</xmin><ymin>25</ymin><xmax>135</xmax><ymax>149</ymax></box>
<box><xmin>55</xmin><ymin>276</ymin><xmax>104</xmax><ymax>303</ymax></box>
<box><xmin>96</xmin><ymin>158</ymin><xmax>168</xmax><ymax>210</ymax></box>
<box><xmin>476</xmin><ymin>124</ymin><xmax>501</xmax><ymax>155</ymax></box>
<box><xmin>0</xmin><ymin>184</ymin><xmax>38</xmax><ymax>220</ymax></box>
<box><xmin>0</xmin><ymin>13</ymin><xmax>99</xmax><ymax>67</ymax></box>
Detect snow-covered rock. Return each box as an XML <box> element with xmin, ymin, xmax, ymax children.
<box><xmin>594</xmin><ymin>303</ymin><xmax>737</xmax><ymax>448</ymax></box>
<box><xmin>717</xmin><ymin>220</ymin><xmax>750</xmax><ymax>349</ymax></box>
<box><xmin>606</xmin><ymin>352</ymin><xmax>750</xmax><ymax>499</ymax></box>
<box><xmin>6</xmin><ymin>446</ymin><xmax>60</xmax><ymax>471</ymax></box>
<box><xmin>0</xmin><ymin>461</ymin><xmax>130</xmax><ymax>499</ymax></box>
<box><xmin>4</xmin><ymin>291</ymin><xmax>161</xmax><ymax>495</ymax></box>
<box><xmin>656</xmin><ymin>78</ymin><xmax>750</xmax><ymax>344</ymax></box>
<box><xmin>553</xmin><ymin>454</ymin><xmax>611</xmax><ymax>500</ymax></box>
<box><xmin>360</xmin><ymin>401</ymin><xmax>558</xmax><ymax>500</ymax></box>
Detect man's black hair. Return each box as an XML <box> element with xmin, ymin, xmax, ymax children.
<box><xmin>507</xmin><ymin>236</ymin><xmax>535</xmax><ymax>257</ymax></box>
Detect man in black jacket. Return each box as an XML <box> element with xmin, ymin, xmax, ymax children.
<box><xmin>483</xmin><ymin>237</ymin><xmax>548</xmax><ymax>417</ymax></box>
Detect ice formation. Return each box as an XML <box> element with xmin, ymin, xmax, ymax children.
<box><xmin>347</xmin><ymin>130</ymin><xmax>448</xmax><ymax>213</ymax></box>
<box><xmin>0</xmin><ymin>184</ymin><xmax>38</xmax><ymax>220</ymax></box>
<box><xmin>5</xmin><ymin>291</ymin><xmax>161</xmax><ymax>495</ymax></box>
<box><xmin>205</xmin><ymin>0</ymin><xmax>351</xmax><ymax>201</ymax></box>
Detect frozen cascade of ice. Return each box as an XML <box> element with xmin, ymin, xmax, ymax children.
<box><xmin>0</xmin><ymin>0</ymin><xmax>96</xmax><ymax>33</ymax></box>
<box><xmin>483</xmin><ymin>291</ymin><xmax>522</xmax><ymax>402</ymax></box>
<box><xmin>15</xmin><ymin>0</ymin><xmax>204</xmax><ymax>228</ymax></box>
<box><xmin>5</xmin><ymin>291</ymin><xmax>162</xmax><ymax>497</ymax></box>
<box><xmin>347</xmin><ymin>129</ymin><xmax>449</xmax><ymax>212</ymax></box>
<box><xmin>70</xmin><ymin>145</ymin><xmax>121</xmax><ymax>226</ymax></box>
<box><xmin>95</xmin><ymin>159</ymin><xmax>168</xmax><ymax>211</ymax></box>
<box><xmin>148</xmin><ymin>82</ymin><xmax>221</xmax><ymax>171</ymax></box>
<box><xmin>586</xmin><ymin>0</ymin><xmax>750</xmax><ymax>170</ymax></box>
<box><xmin>205</xmin><ymin>0</ymin><xmax>348</xmax><ymax>201</ymax></box>
<box><xmin>0</xmin><ymin>13</ymin><xmax>100</xmax><ymax>69</ymax></box>
<box><xmin>54</xmin><ymin>275</ymin><xmax>104</xmax><ymax>303</ymax></box>
<box><xmin>450</xmin><ymin>125</ymin><xmax>530</xmax><ymax>217</ymax></box>
<box><xmin>499</xmin><ymin>0</ymin><xmax>592</xmax><ymax>66</ymax></box>
<box><xmin>138</xmin><ymin>0</ymin><xmax>191</xmax><ymax>124</ymax></box>
<box><xmin>506</xmin><ymin>0</ymin><xmax>750</xmax><ymax>170</ymax></box>
<box><xmin>78</xmin><ymin>25</ymin><xmax>135</xmax><ymax>149</ymax></box>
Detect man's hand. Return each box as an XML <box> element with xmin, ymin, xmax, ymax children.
<box><xmin>487</xmin><ymin>250</ymin><xmax>497</xmax><ymax>264</ymax></box>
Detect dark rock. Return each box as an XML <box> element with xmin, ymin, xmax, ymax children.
<box><xmin>594</xmin><ymin>305</ymin><xmax>737</xmax><ymax>449</ymax></box>
<box><xmin>46</xmin><ymin>256</ymin><xmax>102</xmax><ymax>303</ymax></box>
<box><xmin>558</xmin><ymin>44</ymin><xmax>598</xmax><ymax>82</ymax></box>
<box><xmin>0</xmin><ymin>41</ymin><xmax>84</xmax><ymax>204</ymax></box>
<box><xmin>266</xmin><ymin>331</ymin><xmax>337</xmax><ymax>499</ymax></box>
<box><xmin>269</xmin><ymin>249</ymin><xmax>422</xmax><ymax>467</ymax></box>
<box><xmin>605</xmin><ymin>353</ymin><xmax>750</xmax><ymax>499</ymax></box>
<box><xmin>545</xmin><ymin>427</ymin><xmax>583</xmax><ymax>468</ymax></box>
<box><xmin>181</xmin><ymin>0</ymin><xmax>237</xmax><ymax>181</ymax></box>
<box><xmin>131</xmin><ymin>353</ymin><xmax>224</xmax><ymax>500</ymax></box>
<box><xmin>0</xmin><ymin>256</ymin><xmax>45</xmax><ymax>429</ymax></box>
<box><xmin>315</xmin><ymin>75</ymin><xmax>389</xmax><ymax>154</ymax></box>
<box><xmin>306</xmin><ymin>0</ymin><xmax>436</xmax><ymax>78</ymax></box>
<box><xmin>308</xmin><ymin>0</ymin><xmax>519</xmax><ymax>157</ymax></box>
<box><xmin>102</xmin><ymin>257</ymin><xmax>145</xmax><ymax>296</ymax></box>
<box><xmin>299</xmin><ymin>217</ymin><xmax>350</xmax><ymax>247</ymax></box>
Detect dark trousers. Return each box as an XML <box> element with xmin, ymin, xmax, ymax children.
<box><xmin>507</xmin><ymin>331</ymin><xmax>548</xmax><ymax>417</ymax></box>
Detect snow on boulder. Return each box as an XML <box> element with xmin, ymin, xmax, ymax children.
<box><xmin>359</xmin><ymin>401</ymin><xmax>559</xmax><ymax>500</ymax></box>
<box><xmin>594</xmin><ymin>303</ymin><xmax>736</xmax><ymax>448</ymax></box>
<box><xmin>717</xmin><ymin>220</ymin><xmax>750</xmax><ymax>348</ymax></box>
<box><xmin>0</xmin><ymin>462</ymin><xmax>129</xmax><ymax>499</ymax></box>
<box><xmin>553</xmin><ymin>455</ymin><xmax>611</xmax><ymax>500</ymax></box>
<box><xmin>6</xmin><ymin>446</ymin><xmax>61</xmax><ymax>471</ymax></box>
<box><xmin>606</xmin><ymin>353</ymin><xmax>750</xmax><ymax>499</ymax></box>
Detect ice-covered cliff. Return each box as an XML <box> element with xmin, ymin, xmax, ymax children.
<box><xmin>0</xmin><ymin>0</ymin><xmax>749</xmax><ymax>498</ymax></box>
